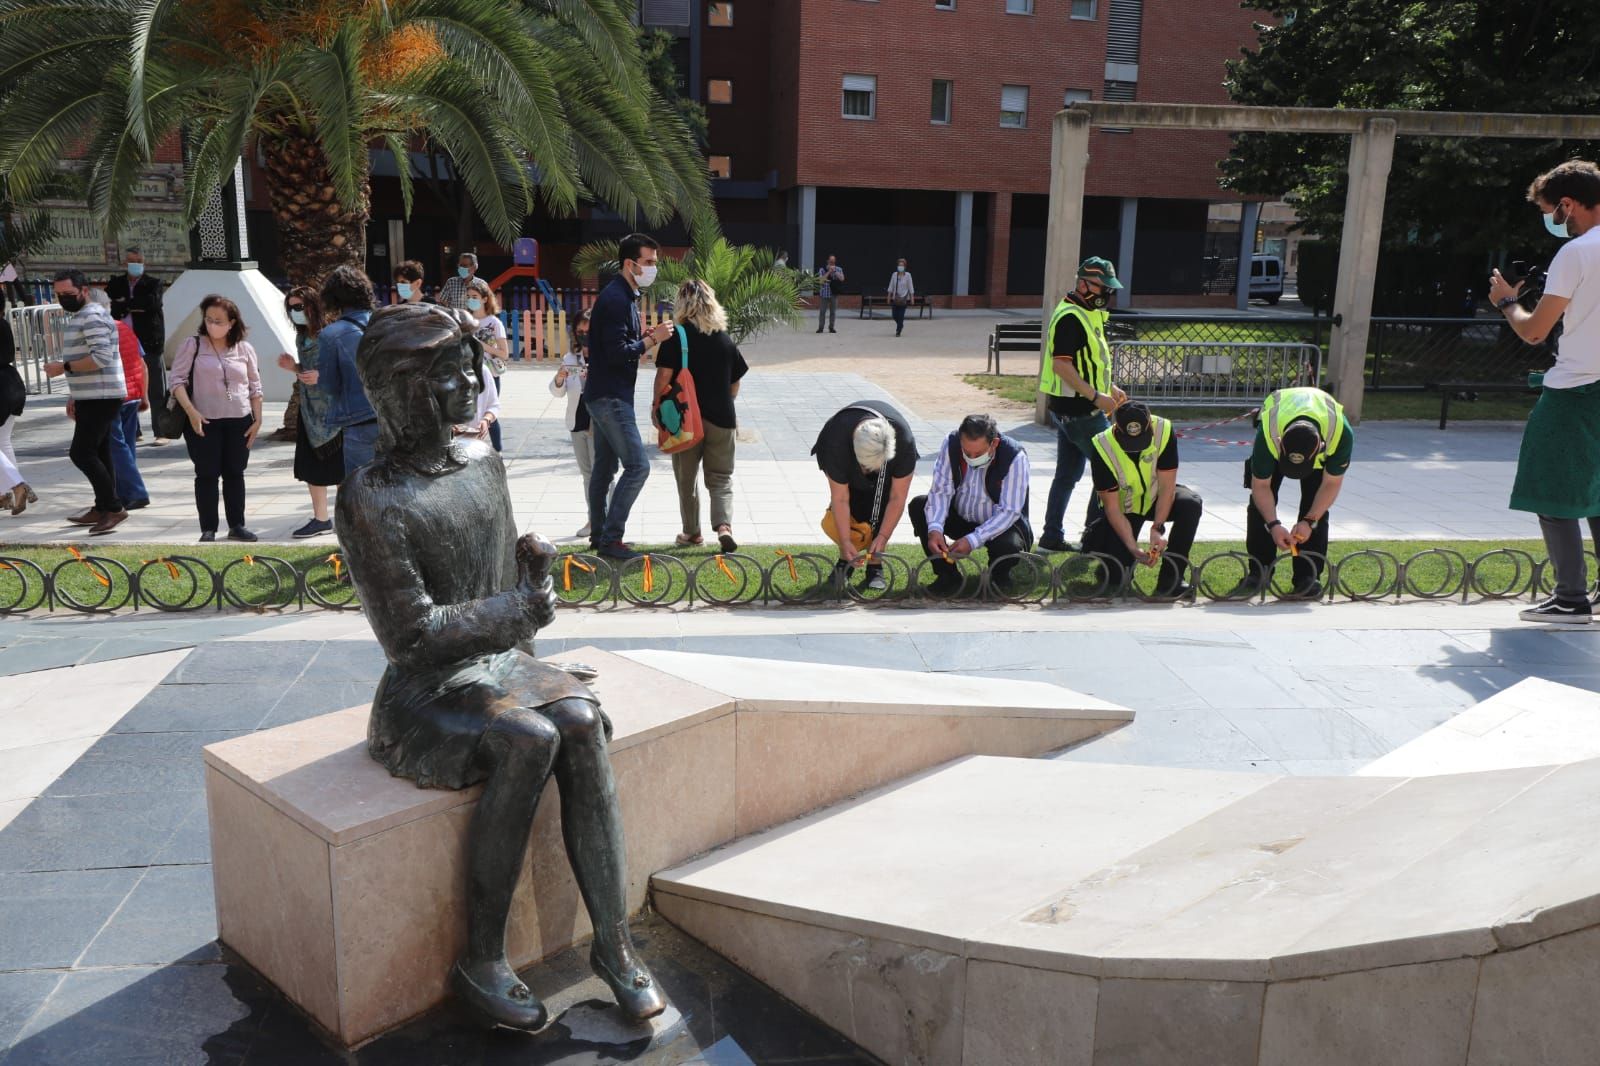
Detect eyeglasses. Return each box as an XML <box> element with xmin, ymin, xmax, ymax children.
<box><xmin>287</xmin><ymin>303</ymin><xmax>304</xmax><ymax>311</ymax></box>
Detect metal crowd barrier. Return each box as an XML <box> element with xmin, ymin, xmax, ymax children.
<box><xmin>1113</xmin><ymin>341</ymin><xmax>1322</xmax><ymax>408</ymax></box>
<box><xmin>0</xmin><ymin>547</ymin><xmax>1581</xmax><ymax>615</ymax></box>
<box><xmin>5</xmin><ymin>304</ymin><xmax>64</xmax><ymax>395</ymax></box>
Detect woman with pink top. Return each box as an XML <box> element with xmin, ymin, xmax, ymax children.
<box><xmin>170</xmin><ymin>294</ymin><xmax>264</xmax><ymax>542</ymax></box>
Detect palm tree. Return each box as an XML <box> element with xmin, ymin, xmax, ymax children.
<box><xmin>0</xmin><ymin>0</ymin><xmax>711</xmax><ymax>288</ymax></box>
<box><xmin>573</xmin><ymin>224</ymin><xmax>807</xmax><ymax>344</ymax></box>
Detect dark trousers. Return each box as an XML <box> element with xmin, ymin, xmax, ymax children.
<box><xmin>142</xmin><ymin>353</ymin><xmax>167</xmax><ymax>437</ymax></box>
<box><xmin>891</xmin><ymin>301</ymin><xmax>907</xmax><ymax>334</ymax></box>
<box><xmin>909</xmin><ymin>494</ymin><xmax>1033</xmax><ymax>581</ymax></box>
<box><xmin>817</xmin><ymin>296</ymin><xmax>837</xmax><ymax>331</ymax></box>
<box><xmin>489</xmin><ymin>376</ymin><xmax>503</xmax><ymax>452</ymax></box>
<box><xmin>1245</xmin><ymin>465</ymin><xmax>1329</xmax><ymax>588</ymax></box>
<box><xmin>1043</xmin><ymin>409</ymin><xmax>1108</xmax><ymax>541</ymax></box>
<box><xmin>184</xmin><ymin>415</ymin><xmax>253</xmax><ymax>532</ymax></box>
<box><xmin>1083</xmin><ymin>484</ymin><xmax>1204</xmax><ymax>592</ymax></box>
<box><xmin>69</xmin><ymin>398</ymin><xmax>124</xmax><ymax>514</ymax></box>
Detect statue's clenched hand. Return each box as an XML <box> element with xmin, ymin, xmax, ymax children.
<box><xmin>515</xmin><ymin>533</ymin><xmax>559</xmax><ymax>629</ymax></box>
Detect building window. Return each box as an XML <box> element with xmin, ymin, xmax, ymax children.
<box><xmin>931</xmin><ymin>80</ymin><xmax>953</xmax><ymax>124</ymax></box>
<box><xmin>935</xmin><ymin>0</ymin><xmax>955</xmax><ymax>7</ymax></box>
<box><xmin>707</xmin><ymin>1</ymin><xmax>732</xmax><ymax>27</ymax></box>
<box><xmin>1000</xmin><ymin>84</ymin><xmax>1029</xmax><ymax>127</ymax></box>
<box><xmin>1005</xmin><ymin>0</ymin><xmax>1033</xmax><ymax>12</ymax></box>
<box><xmin>1070</xmin><ymin>0</ymin><xmax>1095</xmax><ymax>17</ymax></box>
<box><xmin>708</xmin><ymin>155</ymin><xmax>732</xmax><ymax>178</ymax></box>
<box><xmin>708</xmin><ymin>79</ymin><xmax>733</xmax><ymax>104</ymax></box>
<box><xmin>842</xmin><ymin>74</ymin><xmax>877</xmax><ymax>120</ymax></box>
<box><xmin>1064</xmin><ymin>88</ymin><xmax>1091</xmax><ymax>106</ymax></box>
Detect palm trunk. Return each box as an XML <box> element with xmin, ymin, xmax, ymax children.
<box><xmin>259</xmin><ymin>128</ymin><xmax>370</xmax><ymax>291</ymax></box>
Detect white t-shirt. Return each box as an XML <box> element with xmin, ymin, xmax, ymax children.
<box><xmin>1542</xmin><ymin>226</ymin><xmax>1600</xmax><ymax>389</ymax></box>
<box><xmin>462</xmin><ymin>364</ymin><xmax>500</xmax><ymax>433</ymax></box>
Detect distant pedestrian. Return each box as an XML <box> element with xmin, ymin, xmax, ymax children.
<box><xmin>655</xmin><ymin>278</ymin><xmax>748</xmax><ymax>552</ymax></box>
<box><xmin>811</xmin><ymin>400</ymin><xmax>919</xmax><ymax>590</ymax></box>
<box><xmin>106</xmin><ymin>245</ymin><xmax>168</xmax><ymax>443</ymax></box>
<box><xmin>318</xmin><ymin>266</ymin><xmax>378</xmax><ymax>476</ymax></box>
<box><xmin>170</xmin><ymin>294</ymin><xmax>263</xmax><ymax>542</ymax></box>
<box><xmin>815</xmin><ymin>256</ymin><xmax>844</xmax><ymax>333</ymax></box>
<box><xmin>887</xmin><ymin>258</ymin><xmax>915</xmax><ymax>337</ymax></box>
<box><xmin>275</xmin><ymin>287</ymin><xmax>340</xmax><ymax>538</ymax></box>
<box><xmin>43</xmin><ymin>270</ymin><xmax>127</xmax><ymax>535</ymax></box>
<box><xmin>393</xmin><ymin>260</ymin><xmax>432</xmax><ymax>305</ymax></box>
<box><xmin>439</xmin><ymin>252</ymin><xmax>478</xmax><ymax>310</ymax></box>
<box><xmin>0</xmin><ymin>289</ymin><xmax>32</xmax><ymax>514</ymax></box>
<box><xmin>87</xmin><ymin>289</ymin><xmax>149</xmax><ymax>511</ymax></box>
<box><xmin>774</xmin><ymin>250</ymin><xmax>789</xmax><ymax>270</ymax></box>
<box><xmin>549</xmin><ymin>310</ymin><xmax>594</xmax><ymax>538</ymax></box>
<box><xmin>585</xmin><ymin>233</ymin><xmax>672</xmax><ymax>559</ymax></box>
<box><xmin>466</xmin><ymin>277</ymin><xmax>508</xmax><ymax>452</ymax></box>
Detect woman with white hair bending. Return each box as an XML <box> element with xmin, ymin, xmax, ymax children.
<box><xmin>810</xmin><ymin>400</ymin><xmax>919</xmax><ymax>590</ymax></box>
<box><xmin>654</xmin><ymin>279</ymin><xmax>749</xmax><ymax>551</ymax></box>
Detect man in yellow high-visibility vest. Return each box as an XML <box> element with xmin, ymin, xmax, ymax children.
<box><xmin>1239</xmin><ymin>386</ymin><xmax>1355</xmax><ymax>598</ymax></box>
<box><xmin>1038</xmin><ymin>257</ymin><xmax>1127</xmax><ymax>552</ymax></box>
<box><xmin>1081</xmin><ymin>401</ymin><xmax>1203</xmax><ymax>597</ymax></box>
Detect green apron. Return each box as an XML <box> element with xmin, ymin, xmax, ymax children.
<box><xmin>1509</xmin><ymin>381</ymin><xmax>1600</xmax><ymax>518</ymax></box>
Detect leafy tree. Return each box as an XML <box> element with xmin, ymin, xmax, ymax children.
<box><xmin>640</xmin><ymin>29</ymin><xmax>708</xmax><ymax>150</ymax></box>
<box><xmin>0</xmin><ymin>0</ymin><xmax>711</xmax><ymax>288</ymax></box>
<box><xmin>573</xmin><ymin>224</ymin><xmax>806</xmax><ymax>343</ymax></box>
<box><xmin>1223</xmin><ymin>1</ymin><xmax>1600</xmax><ymax>254</ymax></box>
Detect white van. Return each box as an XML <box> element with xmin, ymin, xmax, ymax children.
<box><xmin>1249</xmin><ymin>255</ymin><xmax>1284</xmax><ymax>304</ymax></box>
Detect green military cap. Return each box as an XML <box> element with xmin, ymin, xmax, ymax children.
<box><xmin>1077</xmin><ymin>257</ymin><xmax>1124</xmax><ymax>290</ymax></box>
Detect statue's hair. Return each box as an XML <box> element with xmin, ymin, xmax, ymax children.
<box><xmin>357</xmin><ymin>303</ymin><xmax>482</xmax><ymax>457</ymax></box>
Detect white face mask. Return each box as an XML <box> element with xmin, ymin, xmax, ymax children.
<box><xmin>289</xmin><ymin>309</ymin><xmax>308</xmax><ymax>326</ymax></box>
<box><xmin>897</xmin><ymin>265</ymin><xmax>905</xmax><ymax>273</ymax></box>
<box><xmin>635</xmin><ymin>263</ymin><xmax>658</xmax><ymax>288</ymax></box>
<box><xmin>965</xmin><ymin>448</ymin><xmax>994</xmax><ymax>469</ymax></box>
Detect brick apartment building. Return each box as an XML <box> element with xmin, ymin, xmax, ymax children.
<box><xmin>675</xmin><ymin>0</ymin><xmax>1269</xmax><ymax>307</ymax></box>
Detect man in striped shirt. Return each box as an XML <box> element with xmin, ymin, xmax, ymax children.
<box><xmin>909</xmin><ymin>414</ymin><xmax>1033</xmax><ymax>597</ymax></box>
<box><xmin>44</xmin><ymin>270</ymin><xmax>128</xmax><ymax>535</ymax></box>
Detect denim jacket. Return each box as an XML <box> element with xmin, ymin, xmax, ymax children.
<box><xmin>318</xmin><ymin>311</ymin><xmax>374</xmax><ymax>428</ymax></box>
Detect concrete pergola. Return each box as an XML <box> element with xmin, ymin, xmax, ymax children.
<box><xmin>1044</xmin><ymin>102</ymin><xmax>1600</xmax><ymax>422</ymax></box>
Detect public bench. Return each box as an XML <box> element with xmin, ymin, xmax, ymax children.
<box><xmin>1428</xmin><ymin>380</ymin><xmax>1537</xmax><ymax>429</ymax></box>
<box><xmin>985</xmin><ymin>320</ymin><xmax>1043</xmax><ymax>374</ymax></box>
<box><xmin>859</xmin><ymin>294</ymin><xmax>933</xmax><ymax>320</ymax></box>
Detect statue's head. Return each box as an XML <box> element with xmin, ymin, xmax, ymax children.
<box><xmin>356</xmin><ymin>303</ymin><xmax>483</xmax><ymax>459</ymax></box>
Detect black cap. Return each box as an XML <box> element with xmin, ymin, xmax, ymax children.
<box><xmin>1113</xmin><ymin>401</ymin><xmax>1154</xmax><ymax>451</ymax></box>
<box><xmin>1278</xmin><ymin>421</ymin><xmax>1322</xmax><ymax>478</ymax></box>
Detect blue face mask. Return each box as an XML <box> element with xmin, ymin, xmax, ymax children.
<box><xmin>458</xmin><ymin>266</ymin><xmax>471</xmax><ymax>279</ymax></box>
<box><xmin>467</xmin><ymin>297</ymin><xmax>484</xmax><ymax>312</ymax></box>
<box><xmin>127</xmin><ymin>262</ymin><xmax>144</xmax><ymax>278</ymax></box>
<box><xmin>289</xmin><ymin>309</ymin><xmax>307</xmax><ymax>326</ymax></box>
<box><xmin>1545</xmin><ymin>203</ymin><xmax>1573</xmax><ymax>239</ymax></box>
<box><xmin>396</xmin><ymin>283</ymin><xmax>414</xmax><ymax>301</ymax></box>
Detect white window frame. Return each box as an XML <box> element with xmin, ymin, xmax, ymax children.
<box><xmin>934</xmin><ymin>0</ymin><xmax>955</xmax><ymax>8</ymax></box>
<box><xmin>1000</xmin><ymin>84</ymin><xmax>1029</xmax><ymax>128</ymax></box>
<box><xmin>1064</xmin><ymin>88</ymin><xmax>1091</xmax><ymax>107</ymax></box>
<box><xmin>1005</xmin><ymin>0</ymin><xmax>1033</xmax><ymax>13</ymax></box>
<box><xmin>1070</xmin><ymin>0</ymin><xmax>1096</xmax><ymax>18</ymax></box>
<box><xmin>931</xmin><ymin>79</ymin><xmax>953</xmax><ymax>125</ymax></box>
<box><xmin>842</xmin><ymin>74</ymin><xmax>877</xmax><ymax>120</ymax></box>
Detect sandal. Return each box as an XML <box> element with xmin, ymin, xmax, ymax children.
<box><xmin>674</xmin><ymin>533</ymin><xmax>703</xmax><ymax>546</ymax></box>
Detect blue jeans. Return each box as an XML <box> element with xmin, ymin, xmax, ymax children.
<box><xmin>342</xmin><ymin>421</ymin><xmax>379</xmax><ymax>479</ymax></box>
<box><xmin>1043</xmin><ymin>409</ymin><xmax>1109</xmax><ymax>541</ymax></box>
<box><xmin>109</xmin><ymin>400</ymin><xmax>149</xmax><ymax>504</ymax></box>
<box><xmin>587</xmin><ymin>396</ymin><xmax>650</xmax><ymax>545</ymax></box>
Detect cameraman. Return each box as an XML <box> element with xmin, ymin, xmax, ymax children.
<box><xmin>1489</xmin><ymin>159</ymin><xmax>1600</xmax><ymax>625</ymax></box>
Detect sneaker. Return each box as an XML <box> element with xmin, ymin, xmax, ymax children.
<box><xmin>88</xmin><ymin>510</ymin><xmax>127</xmax><ymax>536</ymax></box>
<box><xmin>861</xmin><ymin>566</ymin><xmax>887</xmax><ymax>592</ymax></box>
<box><xmin>1520</xmin><ymin>596</ymin><xmax>1593</xmax><ymax>626</ymax></box>
<box><xmin>597</xmin><ymin>541</ymin><xmax>640</xmax><ymax>561</ymax></box>
<box><xmin>1282</xmin><ymin>582</ymin><xmax>1324</xmax><ymax>602</ymax></box>
<box><xmin>199</xmin><ymin>531</ymin><xmax>216</xmax><ymax>543</ymax></box>
<box><xmin>1153</xmin><ymin>581</ymin><xmax>1195</xmax><ymax>600</ymax></box>
<box><xmin>828</xmin><ymin>328</ymin><xmax>837</xmax><ymax>334</ymax></box>
<box><xmin>1036</xmin><ymin>534</ymin><xmax>1079</xmax><ymax>553</ymax></box>
<box><xmin>716</xmin><ymin>529</ymin><xmax>738</xmax><ymax>553</ymax></box>
<box><xmin>292</xmin><ymin>518</ymin><xmax>334</xmax><ymax>539</ymax></box>
<box><xmin>124</xmin><ymin>498</ymin><xmax>150</xmax><ymax>511</ymax></box>
<box><xmin>1226</xmin><ymin>578</ymin><xmax>1265</xmax><ymax>599</ymax></box>
<box><xmin>576</xmin><ymin>522</ymin><xmax>592</xmax><ymax>539</ymax></box>
<box><xmin>927</xmin><ymin>574</ymin><xmax>963</xmax><ymax>599</ymax></box>
<box><xmin>227</xmin><ymin>526</ymin><xmax>259</xmax><ymax>543</ymax></box>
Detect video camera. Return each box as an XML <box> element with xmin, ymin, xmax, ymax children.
<box><xmin>1508</xmin><ymin>260</ymin><xmax>1548</xmax><ymax>308</ymax></box>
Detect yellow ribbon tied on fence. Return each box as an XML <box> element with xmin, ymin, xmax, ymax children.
<box><xmin>562</xmin><ymin>554</ymin><xmax>593</xmax><ymax>592</ymax></box>
<box><xmin>641</xmin><ymin>554</ymin><xmax>654</xmax><ymax>594</ymax></box>
<box><xmin>326</xmin><ymin>553</ymin><xmax>343</xmax><ymax>581</ymax></box>
<box><xmin>66</xmin><ymin>546</ymin><xmax>110</xmax><ymax>587</ymax></box>
<box><xmin>774</xmin><ymin>550</ymin><xmax>798</xmax><ymax>583</ymax></box>
<box><xmin>243</xmin><ymin>555</ymin><xmax>256</xmax><ymax>567</ymax></box>
<box><xmin>141</xmin><ymin>557</ymin><xmax>181</xmax><ymax>581</ymax></box>
<box><xmin>714</xmin><ymin>554</ymin><xmax>736</xmax><ymax>584</ymax></box>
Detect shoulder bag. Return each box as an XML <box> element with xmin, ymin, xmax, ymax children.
<box><xmin>655</xmin><ymin>325</ymin><xmax>704</xmax><ymax>454</ymax></box>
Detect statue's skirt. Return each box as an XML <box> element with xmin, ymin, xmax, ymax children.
<box><xmin>367</xmin><ymin>649</ymin><xmax>598</xmax><ymax>790</ymax></box>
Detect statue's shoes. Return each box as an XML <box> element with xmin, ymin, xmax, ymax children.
<box><xmin>450</xmin><ymin>960</ymin><xmax>549</xmax><ymax>1031</ymax></box>
<box><xmin>590</xmin><ymin>945</ymin><xmax>667</xmax><ymax>1021</ymax></box>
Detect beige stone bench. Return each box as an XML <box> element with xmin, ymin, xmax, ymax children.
<box><xmin>203</xmin><ymin>647</ymin><xmax>1132</xmax><ymax>1045</ymax></box>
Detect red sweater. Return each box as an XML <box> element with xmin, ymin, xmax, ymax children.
<box><xmin>115</xmin><ymin>319</ymin><xmax>147</xmax><ymax>402</ymax></box>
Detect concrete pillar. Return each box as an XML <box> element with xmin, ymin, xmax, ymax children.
<box><xmin>1117</xmin><ymin>196</ymin><xmax>1138</xmax><ymax>305</ymax></box>
<box><xmin>986</xmin><ymin>191</ymin><xmax>1013</xmax><ymax>306</ymax></box>
<box><xmin>1039</xmin><ymin>108</ymin><xmax>1093</xmax><ymax>423</ymax></box>
<box><xmin>1326</xmin><ymin>117</ymin><xmax>1397</xmax><ymax>423</ymax></box>
<box><xmin>1235</xmin><ymin>200</ymin><xmax>1261</xmax><ymax>311</ymax></box>
<box><xmin>953</xmin><ymin>191</ymin><xmax>974</xmax><ymax>297</ymax></box>
<box><xmin>798</xmin><ymin>185</ymin><xmax>817</xmax><ymax>272</ymax></box>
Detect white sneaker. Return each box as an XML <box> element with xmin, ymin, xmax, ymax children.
<box><xmin>1519</xmin><ymin>596</ymin><xmax>1593</xmax><ymax>626</ymax></box>
<box><xmin>576</xmin><ymin>522</ymin><xmax>591</xmax><ymax>539</ymax></box>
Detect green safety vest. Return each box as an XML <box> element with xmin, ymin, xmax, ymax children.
<box><xmin>1039</xmin><ymin>298</ymin><xmax>1111</xmax><ymax>399</ymax></box>
<box><xmin>1260</xmin><ymin>387</ymin><xmax>1345</xmax><ymax>470</ymax></box>
<box><xmin>1091</xmin><ymin>415</ymin><xmax>1172</xmax><ymax>517</ymax></box>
